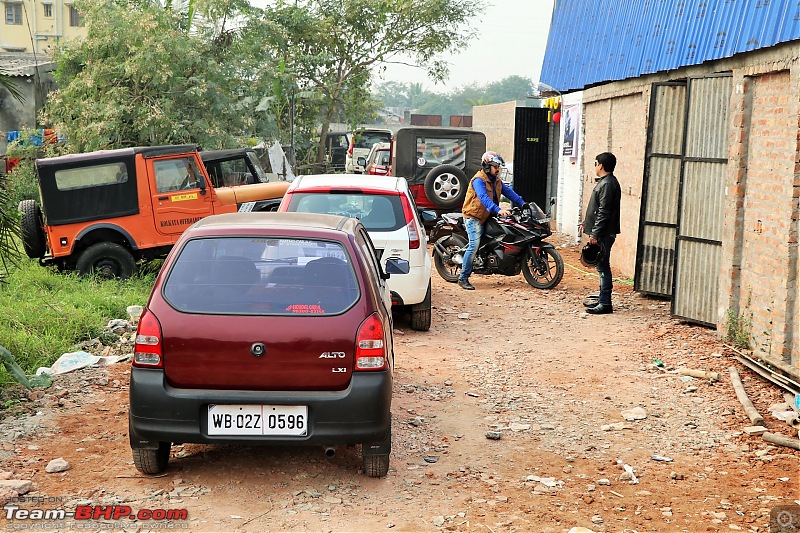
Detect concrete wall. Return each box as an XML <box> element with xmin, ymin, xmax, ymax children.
<box><xmin>576</xmin><ymin>40</ymin><xmax>799</xmax><ymax>370</ymax></box>
<box><xmin>555</xmin><ymin>92</ymin><xmax>584</xmax><ymax>241</ymax></box>
<box><xmin>0</xmin><ymin>77</ymin><xmax>38</xmax><ymax>155</ymax></box>
<box><xmin>472</xmin><ymin>101</ymin><xmax>517</xmax><ymax>161</ymax></box>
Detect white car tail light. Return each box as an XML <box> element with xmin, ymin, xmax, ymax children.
<box><xmin>355</xmin><ymin>313</ymin><xmax>387</xmax><ymax>370</ymax></box>
<box><xmin>400</xmin><ymin>195</ymin><xmax>421</xmax><ymax>250</ymax></box>
<box><xmin>133</xmin><ymin>310</ymin><xmax>163</xmax><ymax>367</ymax></box>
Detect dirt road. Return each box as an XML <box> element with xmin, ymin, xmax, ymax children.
<box><xmin>0</xmin><ymin>241</ymin><xmax>798</xmax><ymax>532</ymax></box>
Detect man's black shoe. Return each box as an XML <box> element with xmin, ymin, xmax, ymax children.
<box><xmin>458</xmin><ymin>279</ymin><xmax>476</xmax><ymax>290</ymax></box>
<box><xmin>583</xmin><ymin>300</ymin><xmax>600</xmax><ymax>307</ymax></box>
<box><xmin>586</xmin><ymin>303</ymin><xmax>613</xmax><ymax>314</ymax></box>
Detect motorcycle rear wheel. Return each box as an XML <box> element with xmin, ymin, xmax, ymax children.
<box><xmin>522</xmin><ymin>247</ymin><xmax>564</xmax><ymax>289</ymax></box>
<box><xmin>434</xmin><ymin>235</ymin><xmax>467</xmax><ymax>283</ymax></box>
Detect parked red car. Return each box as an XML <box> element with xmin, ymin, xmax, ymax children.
<box><xmin>128</xmin><ymin>212</ymin><xmax>406</xmax><ymax>477</ymax></box>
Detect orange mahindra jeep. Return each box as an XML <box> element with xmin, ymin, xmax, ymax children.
<box><xmin>19</xmin><ymin>145</ymin><xmax>290</xmax><ymax>278</ymax></box>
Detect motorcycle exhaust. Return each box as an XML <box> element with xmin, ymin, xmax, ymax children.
<box><xmin>432</xmin><ymin>242</ymin><xmax>463</xmax><ymax>265</ymax></box>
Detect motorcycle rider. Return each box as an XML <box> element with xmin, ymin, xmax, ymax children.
<box><xmin>458</xmin><ymin>151</ymin><xmax>526</xmax><ymax>290</ymax></box>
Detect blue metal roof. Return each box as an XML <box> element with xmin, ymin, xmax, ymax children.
<box><xmin>541</xmin><ymin>0</ymin><xmax>800</xmax><ymax>93</ymax></box>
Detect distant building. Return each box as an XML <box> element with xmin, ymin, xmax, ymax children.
<box><xmin>1</xmin><ymin>0</ymin><xmax>87</xmax><ymax>54</ymax></box>
<box><xmin>0</xmin><ymin>54</ymin><xmax>57</xmax><ymax>155</ymax></box>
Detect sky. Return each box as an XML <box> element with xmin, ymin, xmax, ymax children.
<box><xmin>377</xmin><ymin>0</ymin><xmax>556</xmax><ymax>93</ymax></box>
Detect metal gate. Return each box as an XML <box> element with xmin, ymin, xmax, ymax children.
<box><xmin>636</xmin><ymin>75</ymin><xmax>731</xmax><ymax>325</ymax></box>
<box><xmin>635</xmin><ymin>82</ymin><xmax>687</xmax><ymax>297</ymax></box>
<box><xmin>513</xmin><ymin>107</ymin><xmax>551</xmax><ymax>209</ymax></box>
<box><xmin>672</xmin><ymin>75</ymin><xmax>731</xmax><ymax>325</ymax></box>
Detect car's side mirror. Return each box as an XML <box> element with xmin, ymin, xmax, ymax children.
<box><xmin>419</xmin><ymin>209</ymin><xmax>438</xmax><ymax>224</ymax></box>
<box><xmin>357</xmin><ymin>157</ymin><xmax>367</xmax><ymax>166</ymax></box>
<box><xmin>383</xmin><ymin>257</ymin><xmax>410</xmax><ymax>279</ymax></box>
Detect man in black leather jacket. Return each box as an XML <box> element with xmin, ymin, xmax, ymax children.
<box><xmin>579</xmin><ymin>152</ymin><xmax>621</xmax><ymax>314</ymax></box>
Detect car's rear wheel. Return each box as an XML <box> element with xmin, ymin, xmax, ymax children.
<box><xmin>361</xmin><ymin>426</ymin><xmax>391</xmax><ymax>478</ymax></box>
<box><xmin>132</xmin><ymin>442</ymin><xmax>171</xmax><ymax>474</ymax></box>
<box><xmin>19</xmin><ymin>200</ymin><xmax>46</xmax><ymax>259</ymax></box>
<box><xmin>424</xmin><ymin>165</ymin><xmax>468</xmax><ymax>209</ymax></box>
<box><xmin>410</xmin><ymin>280</ymin><xmax>432</xmax><ymax>331</ymax></box>
<box><xmin>76</xmin><ymin>242</ymin><xmax>136</xmax><ymax>279</ymax></box>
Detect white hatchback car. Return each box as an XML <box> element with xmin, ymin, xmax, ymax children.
<box><xmin>278</xmin><ymin>175</ymin><xmax>432</xmax><ymax>331</ymax></box>
<box><xmin>346</xmin><ymin>129</ymin><xmax>393</xmax><ymax>174</ymax></box>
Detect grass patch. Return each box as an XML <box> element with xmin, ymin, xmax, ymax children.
<box><xmin>0</xmin><ymin>257</ymin><xmax>155</xmax><ymax>388</ymax></box>
<box><xmin>725</xmin><ymin>308</ymin><xmax>752</xmax><ymax>350</ymax></box>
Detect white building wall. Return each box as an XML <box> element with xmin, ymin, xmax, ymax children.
<box><xmin>555</xmin><ymin>91</ymin><xmax>585</xmax><ymax>241</ymax></box>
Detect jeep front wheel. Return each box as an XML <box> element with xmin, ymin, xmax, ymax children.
<box><xmin>76</xmin><ymin>242</ymin><xmax>136</xmax><ymax>280</ymax></box>
<box><xmin>19</xmin><ymin>200</ymin><xmax>46</xmax><ymax>259</ymax></box>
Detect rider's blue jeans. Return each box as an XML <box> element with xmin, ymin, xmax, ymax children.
<box><xmin>459</xmin><ymin>216</ymin><xmax>484</xmax><ymax>282</ymax></box>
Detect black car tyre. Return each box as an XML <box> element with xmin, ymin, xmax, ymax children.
<box><xmin>424</xmin><ymin>165</ymin><xmax>468</xmax><ymax>209</ymax></box>
<box><xmin>361</xmin><ymin>426</ymin><xmax>391</xmax><ymax>478</ymax></box>
<box><xmin>132</xmin><ymin>442</ymin><xmax>171</xmax><ymax>474</ymax></box>
<box><xmin>522</xmin><ymin>247</ymin><xmax>564</xmax><ymax>289</ymax></box>
<box><xmin>76</xmin><ymin>242</ymin><xmax>136</xmax><ymax>280</ymax></box>
<box><xmin>409</xmin><ymin>280</ymin><xmax>432</xmax><ymax>331</ymax></box>
<box><xmin>433</xmin><ymin>235</ymin><xmax>467</xmax><ymax>283</ymax></box>
<box><xmin>19</xmin><ymin>200</ymin><xmax>46</xmax><ymax>259</ymax></box>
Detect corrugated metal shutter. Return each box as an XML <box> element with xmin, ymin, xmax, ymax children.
<box><xmin>513</xmin><ymin>108</ymin><xmax>551</xmax><ymax>209</ymax></box>
<box><xmin>635</xmin><ymin>82</ymin><xmax>686</xmax><ymax>296</ymax></box>
<box><xmin>672</xmin><ymin>75</ymin><xmax>732</xmax><ymax>325</ymax></box>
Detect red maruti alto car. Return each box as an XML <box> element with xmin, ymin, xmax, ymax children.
<box><xmin>128</xmin><ymin>212</ymin><xmax>405</xmax><ymax>477</ymax></box>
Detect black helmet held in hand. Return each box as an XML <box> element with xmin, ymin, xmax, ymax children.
<box><xmin>580</xmin><ymin>241</ymin><xmax>606</xmax><ymax>268</ymax></box>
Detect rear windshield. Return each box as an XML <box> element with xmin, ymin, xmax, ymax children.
<box><xmin>286</xmin><ymin>192</ymin><xmax>404</xmax><ymax>231</ymax></box>
<box><xmin>355</xmin><ymin>131</ymin><xmax>391</xmax><ymax>149</ymax></box>
<box><xmin>163</xmin><ymin>237</ymin><xmax>359</xmax><ymax>315</ymax></box>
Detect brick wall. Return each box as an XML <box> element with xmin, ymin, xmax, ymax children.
<box><xmin>581</xmin><ymin>93</ymin><xmax>647</xmax><ymax>279</ymax></box>
<box><xmin>472</xmin><ymin>101</ymin><xmax>517</xmax><ymax>161</ymax></box>
<box><xmin>729</xmin><ymin>70</ymin><xmax>799</xmax><ymax>363</ymax></box>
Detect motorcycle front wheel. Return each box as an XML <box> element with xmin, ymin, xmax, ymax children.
<box><xmin>522</xmin><ymin>246</ymin><xmax>564</xmax><ymax>289</ymax></box>
<box><xmin>433</xmin><ymin>235</ymin><xmax>467</xmax><ymax>283</ymax></box>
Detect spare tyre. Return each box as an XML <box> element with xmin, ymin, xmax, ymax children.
<box><xmin>424</xmin><ymin>165</ymin><xmax>468</xmax><ymax>209</ymax></box>
<box><xmin>19</xmin><ymin>199</ymin><xmax>46</xmax><ymax>259</ymax></box>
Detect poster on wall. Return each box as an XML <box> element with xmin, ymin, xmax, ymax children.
<box><xmin>561</xmin><ymin>104</ymin><xmax>580</xmax><ymax>158</ymax></box>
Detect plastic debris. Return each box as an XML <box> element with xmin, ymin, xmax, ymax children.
<box><xmin>651</xmin><ymin>454</ymin><xmax>674</xmax><ymax>462</ymax></box>
<box><xmin>36</xmin><ymin>351</ymin><xmax>122</xmax><ymax>376</ymax></box>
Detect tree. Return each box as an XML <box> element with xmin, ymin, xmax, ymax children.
<box><xmin>0</xmin><ymin>66</ymin><xmax>24</xmax><ymax>277</ymax></box>
<box><xmin>262</xmin><ymin>0</ymin><xmax>482</xmax><ymax>164</ymax></box>
<box><xmin>43</xmin><ymin>0</ymin><xmax>271</xmax><ymax>151</ymax></box>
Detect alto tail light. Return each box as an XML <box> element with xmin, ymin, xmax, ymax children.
<box><xmin>400</xmin><ymin>195</ymin><xmax>422</xmax><ymax>250</ymax></box>
<box><xmin>355</xmin><ymin>313</ymin><xmax>387</xmax><ymax>371</ymax></box>
<box><xmin>133</xmin><ymin>309</ymin><xmax>163</xmax><ymax>368</ymax></box>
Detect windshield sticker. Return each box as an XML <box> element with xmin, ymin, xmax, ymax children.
<box><xmin>286</xmin><ymin>304</ymin><xmax>324</xmax><ymax>314</ymax></box>
<box><xmin>171</xmin><ymin>193</ymin><xmax>198</xmax><ymax>202</ymax></box>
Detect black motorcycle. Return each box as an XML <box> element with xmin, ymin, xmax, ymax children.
<box><xmin>430</xmin><ymin>202</ymin><xmax>564</xmax><ymax>289</ymax></box>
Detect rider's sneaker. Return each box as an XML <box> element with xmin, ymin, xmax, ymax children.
<box><xmin>458</xmin><ymin>279</ymin><xmax>476</xmax><ymax>290</ymax></box>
